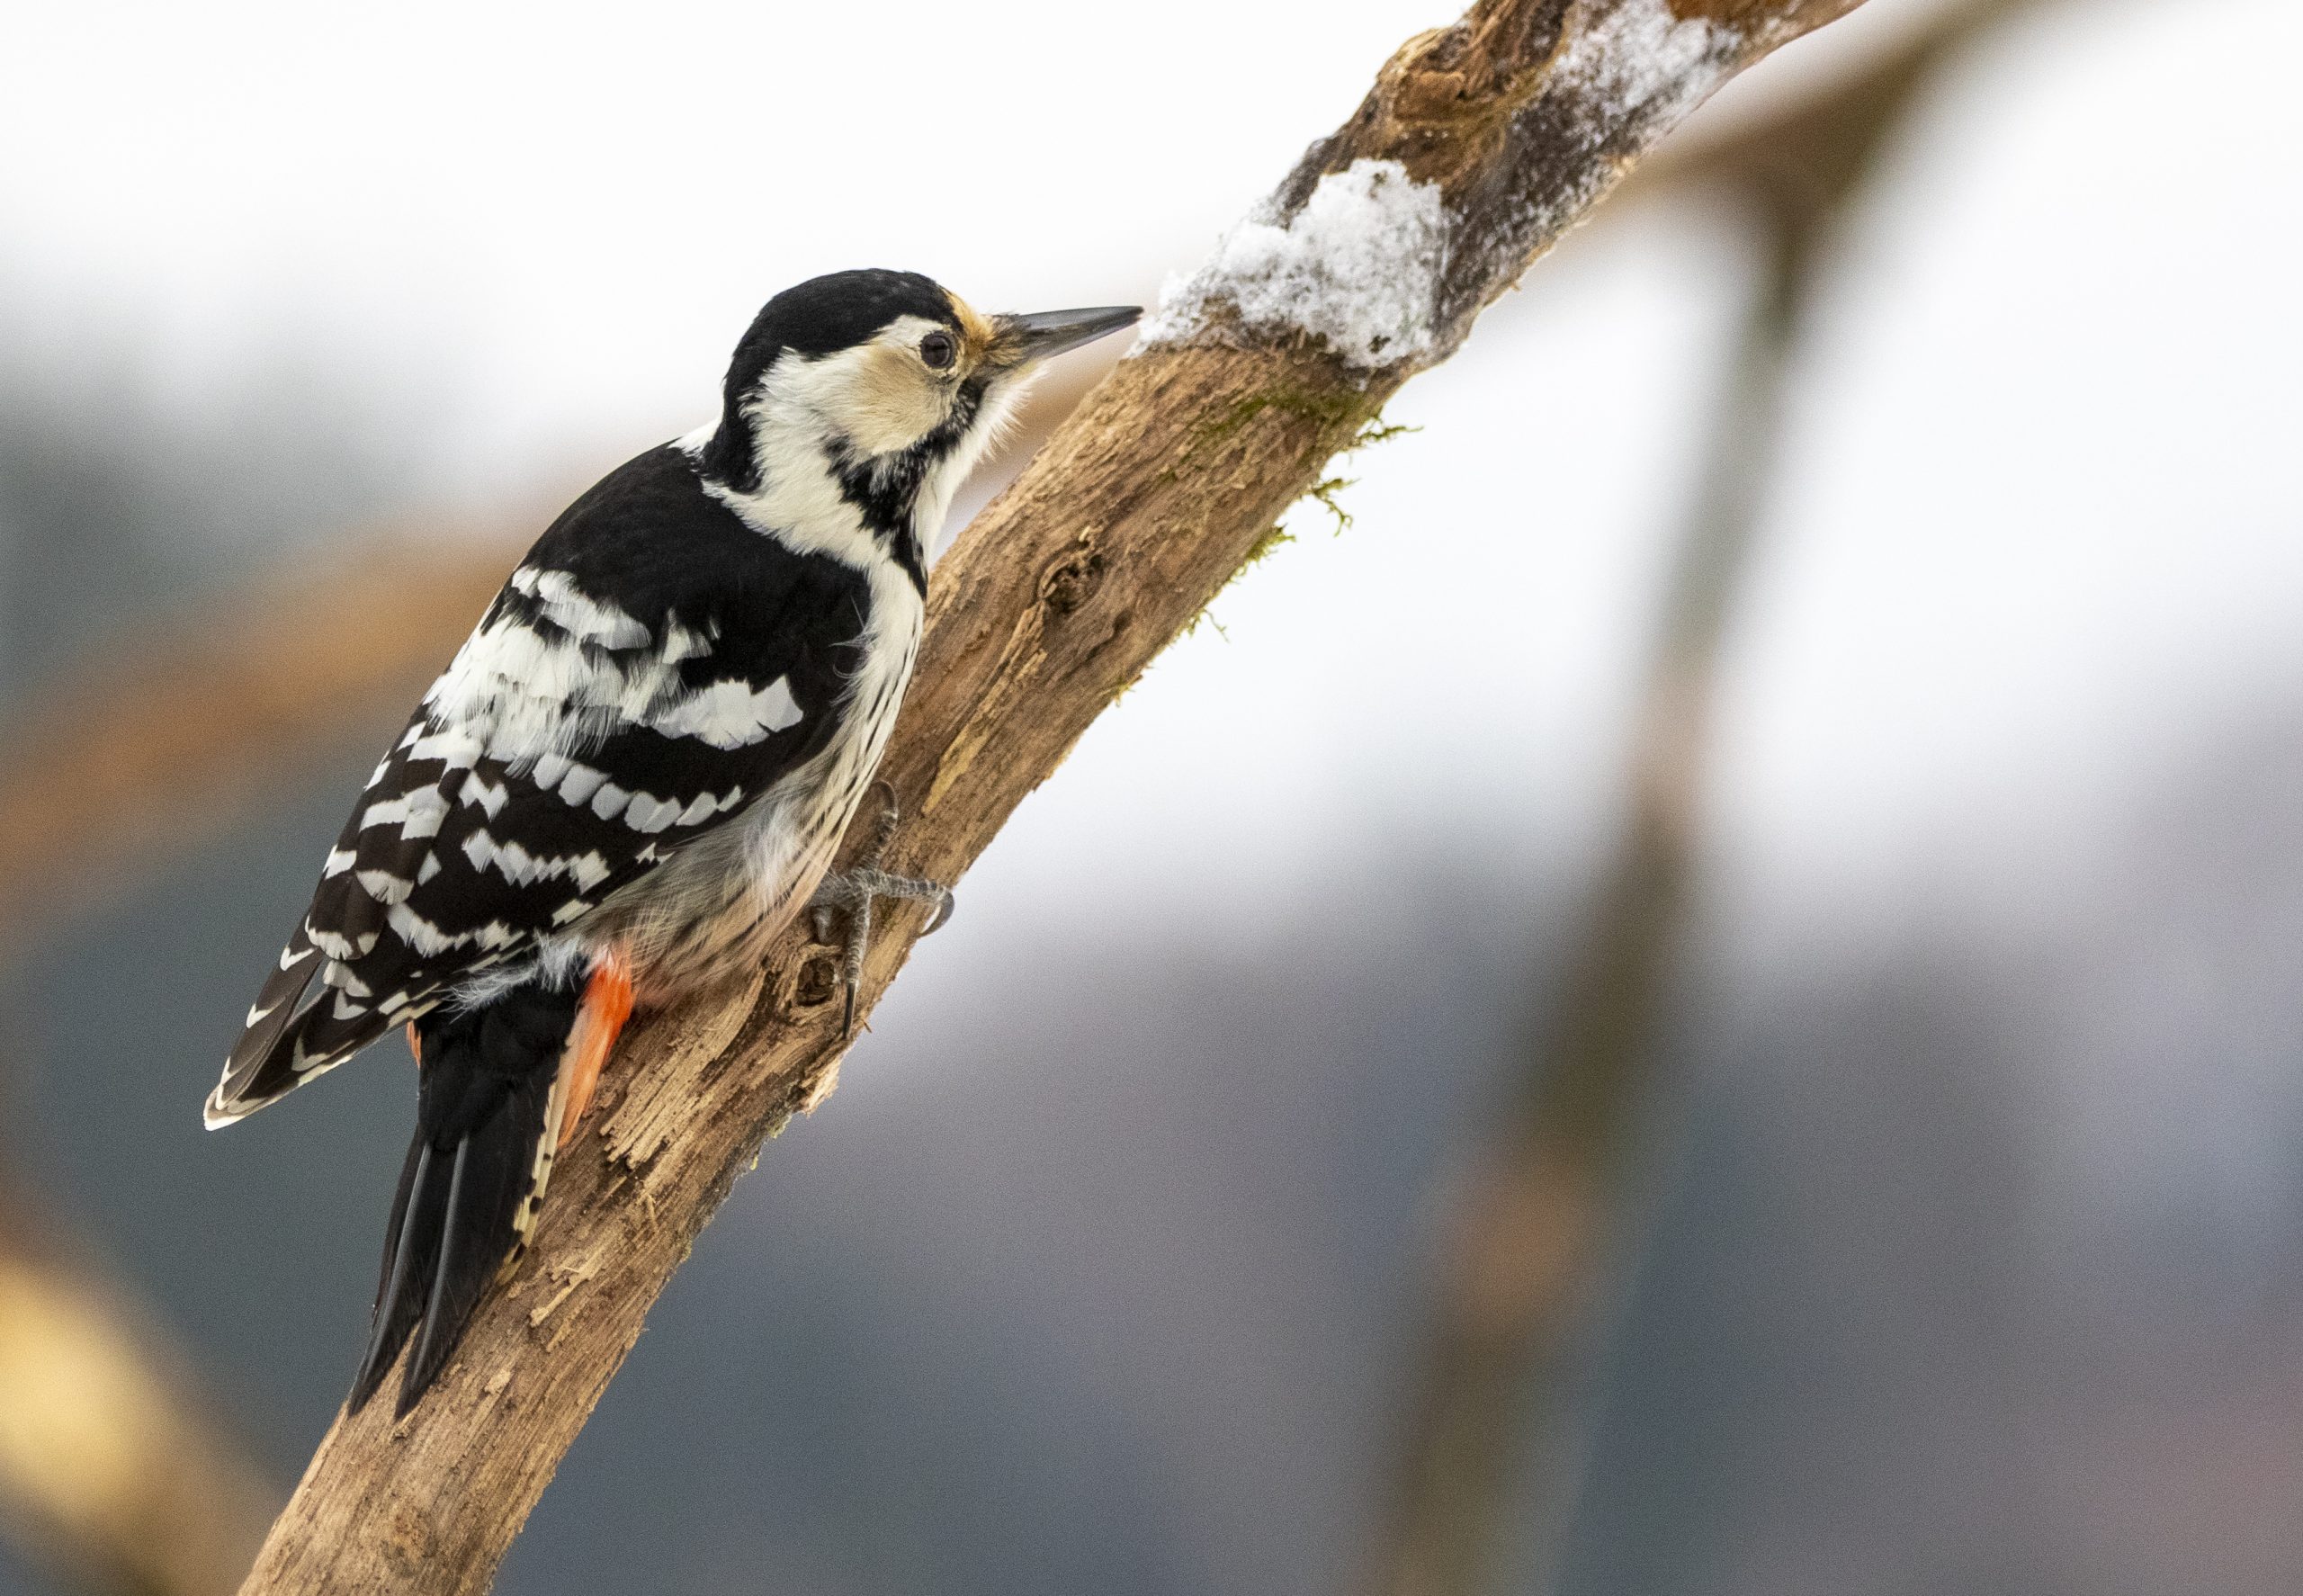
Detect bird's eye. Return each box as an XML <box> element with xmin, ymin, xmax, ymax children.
<box><xmin>920</xmin><ymin>331</ymin><xmax>957</xmax><ymax>371</ymax></box>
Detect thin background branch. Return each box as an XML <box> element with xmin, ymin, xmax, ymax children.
<box><xmin>1360</xmin><ymin>4</ymin><xmax>2056</xmax><ymax>1592</ymax></box>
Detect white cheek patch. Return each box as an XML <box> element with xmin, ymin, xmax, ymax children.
<box><xmin>847</xmin><ymin>356</ymin><xmax>949</xmax><ymax>455</ymax></box>
<box><xmin>761</xmin><ymin>327</ymin><xmax>950</xmax><ymax>458</ymax></box>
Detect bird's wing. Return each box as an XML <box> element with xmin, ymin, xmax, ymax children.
<box><xmin>209</xmin><ymin>450</ymin><xmax>871</xmax><ymax>1125</ymax></box>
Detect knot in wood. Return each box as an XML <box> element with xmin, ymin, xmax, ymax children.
<box><xmin>1358</xmin><ymin>0</ymin><xmax>1573</xmax><ymax>181</ymax></box>
<box><xmin>792</xmin><ymin>955</ymin><xmax>840</xmax><ymax>1010</ymax></box>
<box><xmin>1037</xmin><ymin>531</ymin><xmax>1107</xmax><ymax>617</ymax></box>
<box><xmin>1395</xmin><ymin>67</ymin><xmax>1474</xmax><ymax>121</ymax></box>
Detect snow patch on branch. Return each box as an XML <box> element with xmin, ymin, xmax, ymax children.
<box><xmin>1136</xmin><ymin>158</ymin><xmax>1447</xmax><ymax>370</ymax></box>
<box><xmin>1134</xmin><ymin>1</ymin><xmax>1740</xmax><ymax>369</ymax></box>
<box><xmin>1555</xmin><ymin>0</ymin><xmax>1738</xmax><ymax>138</ymax></box>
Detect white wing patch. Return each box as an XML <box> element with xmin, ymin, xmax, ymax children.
<box><xmin>458</xmin><ymin>829</ymin><xmax>614</xmax><ymax>892</ymax></box>
<box><xmin>622</xmin><ymin>793</ymin><xmax>683</xmax><ymax>833</ymax></box>
<box><xmin>645</xmin><ymin>675</ymin><xmax>803</xmax><ymax>749</ymax></box>
<box><xmin>420</xmin><ymin>573</ymin><xmax>793</xmax><ymax>770</ymax></box>
<box><xmin>218</xmin><ymin>525</ymin><xmax>825</xmax><ymax>1126</ymax></box>
<box><xmin>661</xmin><ymin>623</ymin><xmax>713</xmax><ymax>663</ymax></box>
<box><xmin>355</xmin><ymin>869</ymin><xmax>415</xmax><ymax>904</ymax></box>
<box><xmin>319</xmin><ymin>962</ymin><xmax>372</xmax><ymax>997</ymax></box>
<box><xmin>508</xmin><ymin>566</ymin><xmax>650</xmax><ymax>648</ymax></box>
<box><xmin>308</xmin><ymin>925</ymin><xmax>379</xmax><ymax>960</ymax></box>
<box><xmin>361</xmin><ymin>788</ymin><xmax>450</xmax><ymax>839</ymax></box>
<box><xmin>457</xmin><ymin>772</ymin><xmax>510</xmax><ymax>816</ymax></box>
<box><xmin>384</xmin><ymin>902</ymin><xmax>527</xmax><ymax>959</ymax></box>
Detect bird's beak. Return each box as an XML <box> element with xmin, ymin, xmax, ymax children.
<box><xmin>992</xmin><ymin>305</ymin><xmax>1142</xmax><ymax>366</ymax></box>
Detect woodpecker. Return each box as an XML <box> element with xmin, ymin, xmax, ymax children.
<box><xmin>206</xmin><ymin>270</ymin><xmax>1139</xmax><ymax>1416</ymax></box>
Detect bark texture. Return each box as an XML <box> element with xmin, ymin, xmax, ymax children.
<box><xmin>235</xmin><ymin>3</ymin><xmax>1867</xmax><ymax>1590</ymax></box>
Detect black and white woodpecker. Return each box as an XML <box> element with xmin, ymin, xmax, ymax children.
<box><xmin>205</xmin><ymin>270</ymin><xmax>1139</xmax><ymax>1415</ymax></box>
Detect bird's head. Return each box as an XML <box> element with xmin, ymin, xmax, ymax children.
<box><xmin>696</xmin><ymin>269</ymin><xmax>1137</xmax><ymax>577</ymax></box>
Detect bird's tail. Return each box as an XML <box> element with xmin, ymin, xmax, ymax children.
<box><xmin>349</xmin><ymin>956</ymin><xmax>632</xmax><ymax>1417</ymax></box>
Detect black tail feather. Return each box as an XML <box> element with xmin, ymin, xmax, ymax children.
<box><xmin>348</xmin><ymin>1140</ymin><xmax>442</xmax><ymax>1412</ymax></box>
<box><xmin>406</xmin><ymin>1116</ymin><xmax>536</xmax><ymax>1404</ymax></box>
<box><xmin>345</xmin><ymin>979</ymin><xmax>578</xmax><ymax>1416</ymax></box>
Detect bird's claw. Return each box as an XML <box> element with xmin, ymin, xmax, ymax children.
<box><xmin>807</xmin><ymin>785</ymin><xmax>954</xmax><ymax>1036</ymax></box>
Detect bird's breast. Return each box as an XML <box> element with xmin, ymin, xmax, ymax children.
<box><xmin>610</xmin><ymin>560</ymin><xmax>924</xmax><ymax>1002</ymax></box>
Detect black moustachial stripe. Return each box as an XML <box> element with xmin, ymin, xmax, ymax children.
<box><xmin>827</xmin><ymin>376</ymin><xmax>986</xmax><ymax>595</ymax></box>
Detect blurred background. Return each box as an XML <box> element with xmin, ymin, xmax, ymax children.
<box><xmin>1</xmin><ymin>0</ymin><xmax>2299</xmax><ymax>1592</ymax></box>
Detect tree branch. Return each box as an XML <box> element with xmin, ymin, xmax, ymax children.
<box><xmin>1367</xmin><ymin>208</ymin><xmax>1812</xmax><ymax>1596</ymax></box>
<box><xmin>234</xmin><ymin>3</ymin><xmax>1868</xmax><ymax>1590</ymax></box>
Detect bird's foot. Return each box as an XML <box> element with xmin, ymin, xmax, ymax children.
<box><xmin>807</xmin><ymin>785</ymin><xmax>953</xmax><ymax>1036</ymax></box>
